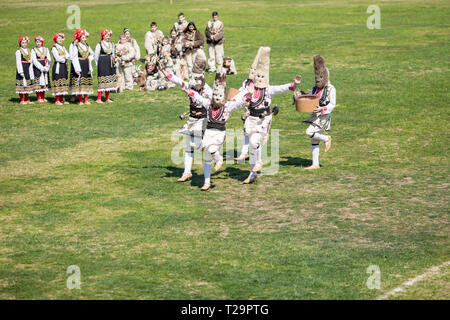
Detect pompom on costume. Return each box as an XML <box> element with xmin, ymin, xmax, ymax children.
<box><xmin>15</xmin><ymin>36</ymin><xmax>35</xmax><ymax>103</ymax></box>
<box><xmin>94</xmin><ymin>30</ymin><xmax>117</xmax><ymax>102</ymax></box>
<box><xmin>51</xmin><ymin>33</ymin><xmax>70</xmax><ymax>103</ymax></box>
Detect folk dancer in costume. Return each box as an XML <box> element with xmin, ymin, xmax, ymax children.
<box><xmin>115</xmin><ymin>34</ymin><xmax>136</xmax><ymax>92</ymax></box>
<box><xmin>15</xmin><ymin>36</ymin><xmax>34</xmax><ymax>104</ymax></box>
<box><xmin>182</xmin><ymin>60</ymin><xmax>252</xmax><ymax>191</ymax></box>
<box><xmin>51</xmin><ymin>33</ymin><xmax>70</xmax><ymax>105</ymax></box>
<box><xmin>169</xmin><ymin>28</ymin><xmax>186</xmax><ymax>80</ymax></box>
<box><xmin>300</xmin><ymin>54</ymin><xmax>335</xmax><ymax>170</ymax></box>
<box><xmin>95</xmin><ymin>30</ymin><xmax>117</xmax><ymax>103</ymax></box>
<box><xmin>242</xmin><ymin>47</ymin><xmax>301</xmax><ymax>184</ymax></box>
<box><xmin>69</xmin><ymin>29</ymin><xmax>82</xmax><ymax>102</ymax></box>
<box><xmin>144</xmin><ymin>22</ymin><xmax>164</xmax><ymax>56</ymax></box>
<box><xmin>172</xmin><ymin>12</ymin><xmax>189</xmax><ymax>80</ymax></box>
<box><xmin>234</xmin><ymin>48</ymin><xmax>262</xmax><ymax>161</ymax></box>
<box><xmin>157</xmin><ymin>37</ymin><xmax>176</xmax><ymax>89</ymax></box>
<box><xmin>123</xmin><ymin>28</ymin><xmax>140</xmax><ymax>63</ymax></box>
<box><xmin>161</xmin><ymin>51</ymin><xmax>212</xmax><ymax>182</ymax></box>
<box><xmin>31</xmin><ymin>35</ymin><xmax>51</xmax><ymax>103</ymax></box>
<box><xmin>69</xmin><ymin>29</ymin><xmax>94</xmax><ymax>105</ymax></box>
<box><xmin>182</xmin><ymin>22</ymin><xmax>204</xmax><ymax>77</ymax></box>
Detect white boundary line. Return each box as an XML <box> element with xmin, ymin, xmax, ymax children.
<box><xmin>376</xmin><ymin>260</ymin><xmax>450</xmax><ymax>300</ymax></box>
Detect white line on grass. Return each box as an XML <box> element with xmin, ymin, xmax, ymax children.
<box><xmin>376</xmin><ymin>260</ymin><xmax>450</xmax><ymax>300</ymax></box>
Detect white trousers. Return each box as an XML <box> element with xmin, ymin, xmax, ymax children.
<box><xmin>207</xmin><ymin>43</ymin><xmax>224</xmax><ymax>72</ymax></box>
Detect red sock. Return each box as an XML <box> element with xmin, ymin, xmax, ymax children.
<box><xmin>41</xmin><ymin>92</ymin><xmax>45</xmax><ymax>100</ymax></box>
<box><xmin>56</xmin><ymin>96</ymin><xmax>60</xmax><ymax>103</ymax></box>
<box><xmin>105</xmin><ymin>91</ymin><xmax>110</xmax><ymax>100</ymax></box>
<box><xmin>97</xmin><ymin>91</ymin><xmax>102</xmax><ymax>100</ymax></box>
<box><xmin>19</xmin><ymin>94</ymin><xmax>24</xmax><ymax>102</ymax></box>
<box><xmin>25</xmin><ymin>94</ymin><xmax>29</xmax><ymax>102</ymax></box>
<box><xmin>78</xmin><ymin>95</ymin><xmax>83</xmax><ymax>103</ymax></box>
<box><xmin>84</xmin><ymin>95</ymin><xmax>88</xmax><ymax>103</ymax></box>
<box><xmin>61</xmin><ymin>96</ymin><xmax>65</xmax><ymax>103</ymax></box>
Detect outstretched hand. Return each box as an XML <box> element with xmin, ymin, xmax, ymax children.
<box><xmin>294</xmin><ymin>75</ymin><xmax>302</xmax><ymax>85</ymax></box>
<box><xmin>181</xmin><ymin>82</ymin><xmax>189</xmax><ymax>94</ymax></box>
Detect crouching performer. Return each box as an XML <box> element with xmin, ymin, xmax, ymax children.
<box><xmin>161</xmin><ymin>51</ymin><xmax>212</xmax><ymax>182</ymax></box>
<box><xmin>302</xmin><ymin>54</ymin><xmax>336</xmax><ymax>170</ymax></box>
<box><xmin>243</xmin><ymin>47</ymin><xmax>301</xmax><ymax>184</ymax></box>
<box><xmin>182</xmin><ymin>59</ymin><xmax>252</xmax><ymax>191</ymax></box>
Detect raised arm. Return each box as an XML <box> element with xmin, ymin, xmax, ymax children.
<box><xmin>227</xmin><ymin>88</ymin><xmax>251</xmax><ymax>112</ymax></box>
<box><xmin>94</xmin><ymin>43</ymin><xmax>100</xmax><ymax>66</ymax></box>
<box><xmin>186</xmin><ymin>89</ymin><xmax>211</xmax><ymax>109</ymax></box>
<box><xmin>268</xmin><ymin>75</ymin><xmax>301</xmax><ymax>96</ymax></box>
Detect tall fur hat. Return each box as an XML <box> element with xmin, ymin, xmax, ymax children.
<box><xmin>191</xmin><ymin>50</ymin><xmax>206</xmax><ymax>74</ymax></box>
<box><xmin>314</xmin><ymin>54</ymin><xmax>329</xmax><ymax>89</ymax></box>
<box><xmin>189</xmin><ymin>51</ymin><xmax>206</xmax><ymax>91</ymax></box>
<box><xmin>254</xmin><ymin>47</ymin><xmax>270</xmax><ymax>88</ymax></box>
<box><xmin>212</xmin><ymin>61</ymin><xmax>229</xmax><ymax>108</ymax></box>
<box><xmin>248</xmin><ymin>47</ymin><xmax>262</xmax><ymax>80</ymax></box>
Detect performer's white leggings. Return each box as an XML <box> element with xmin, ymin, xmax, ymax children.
<box><xmin>203</xmin><ymin>145</ymin><xmax>222</xmax><ymax>185</ymax></box>
<box><xmin>248</xmin><ymin>132</ymin><xmax>263</xmax><ymax>177</ymax></box>
<box><xmin>183</xmin><ymin>135</ymin><xmax>203</xmax><ymax>175</ymax></box>
<box><xmin>306</xmin><ymin>125</ymin><xmax>328</xmax><ymax>166</ymax></box>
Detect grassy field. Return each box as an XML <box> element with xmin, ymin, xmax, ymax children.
<box><xmin>0</xmin><ymin>0</ymin><xmax>449</xmax><ymax>299</ymax></box>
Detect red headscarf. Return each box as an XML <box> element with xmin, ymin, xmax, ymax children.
<box><xmin>52</xmin><ymin>33</ymin><xmax>65</xmax><ymax>44</ymax></box>
<box><xmin>100</xmin><ymin>29</ymin><xmax>112</xmax><ymax>41</ymax></box>
<box><xmin>34</xmin><ymin>35</ymin><xmax>44</xmax><ymax>45</ymax></box>
<box><xmin>76</xmin><ymin>29</ymin><xmax>89</xmax><ymax>43</ymax></box>
<box><xmin>18</xmin><ymin>36</ymin><xmax>29</xmax><ymax>46</ymax></box>
<box><xmin>73</xmin><ymin>29</ymin><xmax>82</xmax><ymax>41</ymax></box>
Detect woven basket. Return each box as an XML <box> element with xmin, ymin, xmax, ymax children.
<box><xmin>295</xmin><ymin>95</ymin><xmax>319</xmax><ymax>112</ymax></box>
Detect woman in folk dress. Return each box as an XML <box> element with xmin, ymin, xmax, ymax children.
<box><xmin>31</xmin><ymin>35</ymin><xmax>51</xmax><ymax>103</ymax></box>
<box><xmin>51</xmin><ymin>33</ymin><xmax>70</xmax><ymax>105</ymax></box>
<box><xmin>95</xmin><ymin>30</ymin><xmax>117</xmax><ymax>103</ymax></box>
<box><xmin>69</xmin><ymin>29</ymin><xmax>94</xmax><ymax>105</ymax></box>
<box><xmin>15</xmin><ymin>36</ymin><xmax>34</xmax><ymax>104</ymax></box>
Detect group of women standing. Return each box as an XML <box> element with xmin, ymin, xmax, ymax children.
<box><xmin>15</xmin><ymin>29</ymin><xmax>117</xmax><ymax>105</ymax></box>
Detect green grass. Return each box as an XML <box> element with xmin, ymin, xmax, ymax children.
<box><xmin>0</xmin><ymin>0</ymin><xmax>449</xmax><ymax>299</ymax></box>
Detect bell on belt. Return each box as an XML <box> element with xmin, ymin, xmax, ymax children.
<box><xmin>272</xmin><ymin>105</ymin><xmax>279</xmax><ymax>116</ymax></box>
<box><xmin>179</xmin><ymin>112</ymin><xmax>187</xmax><ymax>120</ymax></box>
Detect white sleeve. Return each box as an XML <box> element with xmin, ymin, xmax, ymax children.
<box><xmin>16</xmin><ymin>50</ymin><xmax>23</xmax><ymax>74</ymax></box>
<box><xmin>323</xmin><ymin>86</ymin><xmax>336</xmax><ymax>114</ymax></box>
<box><xmin>31</xmin><ymin>50</ymin><xmax>45</xmax><ymax>71</ymax></box>
<box><xmin>204</xmin><ymin>83</ymin><xmax>213</xmax><ymax>99</ymax></box>
<box><xmin>144</xmin><ymin>32</ymin><xmax>152</xmax><ymax>54</ymax></box>
<box><xmin>70</xmin><ymin>45</ymin><xmax>81</xmax><ymax>72</ymax></box>
<box><xmin>46</xmin><ymin>48</ymin><xmax>52</xmax><ymax>69</ymax></box>
<box><xmin>268</xmin><ymin>83</ymin><xmax>295</xmax><ymax>97</ymax></box>
<box><xmin>88</xmin><ymin>46</ymin><xmax>94</xmax><ymax>73</ymax></box>
<box><xmin>166</xmin><ymin>73</ymin><xmax>189</xmax><ymax>88</ymax></box>
<box><xmin>94</xmin><ymin>43</ymin><xmax>101</xmax><ymax>66</ymax></box>
<box><xmin>226</xmin><ymin>88</ymin><xmax>249</xmax><ymax>111</ymax></box>
<box><xmin>189</xmin><ymin>90</ymin><xmax>210</xmax><ymax>108</ymax></box>
<box><xmin>133</xmin><ymin>39</ymin><xmax>140</xmax><ymax>61</ymax></box>
<box><xmin>239</xmin><ymin>79</ymin><xmax>248</xmax><ymax>91</ymax></box>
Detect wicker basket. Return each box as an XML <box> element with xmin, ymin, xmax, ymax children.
<box><xmin>227</xmin><ymin>88</ymin><xmax>240</xmax><ymax>101</ymax></box>
<box><xmin>295</xmin><ymin>95</ymin><xmax>319</xmax><ymax>112</ymax></box>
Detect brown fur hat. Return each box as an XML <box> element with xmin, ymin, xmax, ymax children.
<box><xmin>314</xmin><ymin>54</ymin><xmax>329</xmax><ymax>89</ymax></box>
<box><xmin>192</xmin><ymin>51</ymin><xmax>206</xmax><ymax>74</ymax></box>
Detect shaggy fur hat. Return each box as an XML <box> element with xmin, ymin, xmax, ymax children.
<box><xmin>212</xmin><ymin>63</ymin><xmax>229</xmax><ymax>108</ymax></box>
<box><xmin>314</xmin><ymin>54</ymin><xmax>329</xmax><ymax>89</ymax></box>
<box><xmin>254</xmin><ymin>47</ymin><xmax>270</xmax><ymax>88</ymax></box>
<box><xmin>248</xmin><ymin>47</ymin><xmax>262</xmax><ymax>80</ymax></box>
<box><xmin>189</xmin><ymin>51</ymin><xmax>206</xmax><ymax>91</ymax></box>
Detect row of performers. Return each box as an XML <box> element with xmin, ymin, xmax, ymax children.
<box><xmin>158</xmin><ymin>49</ymin><xmax>336</xmax><ymax>190</ymax></box>
<box><xmin>14</xmin><ymin>30</ymin><xmax>135</xmax><ymax>105</ymax></box>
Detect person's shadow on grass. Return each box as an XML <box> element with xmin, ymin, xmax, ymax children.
<box><xmin>279</xmin><ymin>156</ymin><xmax>312</xmax><ymax>168</ymax></box>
